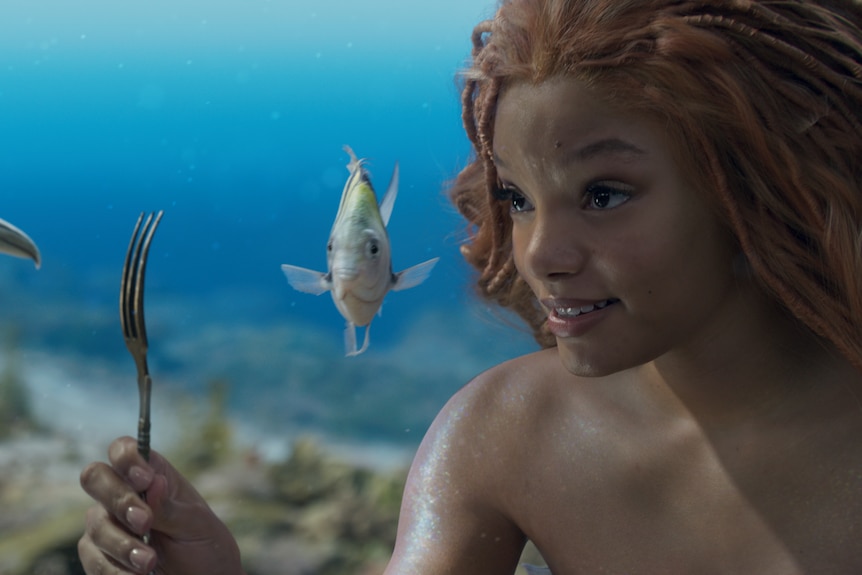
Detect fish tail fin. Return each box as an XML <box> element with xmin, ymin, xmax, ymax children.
<box><xmin>357</xmin><ymin>323</ymin><xmax>372</xmax><ymax>356</ymax></box>
<box><xmin>344</xmin><ymin>321</ymin><xmax>371</xmax><ymax>356</ymax></box>
<box><xmin>391</xmin><ymin>257</ymin><xmax>440</xmax><ymax>292</ymax></box>
<box><xmin>281</xmin><ymin>264</ymin><xmax>330</xmax><ymax>295</ymax></box>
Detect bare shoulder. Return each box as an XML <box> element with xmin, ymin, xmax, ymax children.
<box><xmin>408</xmin><ymin>348</ymin><xmax>571</xmax><ymax>501</ymax></box>
<box><xmin>384</xmin><ymin>348</ymin><xmax>577</xmax><ymax>575</ymax></box>
<box><xmin>419</xmin><ymin>347</ymin><xmax>633</xmax><ymax>484</ymax></box>
<box><xmin>385</xmin><ymin>348</ymin><xmax>644</xmax><ymax>574</ymax></box>
<box><xmin>442</xmin><ymin>348</ymin><xmax>568</xmax><ymax>434</ymax></box>
<box><xmin>422</xmin><ymin>348</ymin><xmax>603</xmax><ymax>471</ymax></box>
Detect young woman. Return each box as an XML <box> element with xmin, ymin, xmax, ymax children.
<box><xmin>77</xmin><ymin>1</ymin><xmax>862</xmax><ymax>573</ymax></box>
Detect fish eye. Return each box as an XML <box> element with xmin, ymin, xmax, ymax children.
<box><xmin>367</xmin><ymin>239</ymin><xmax>380</xmax><ymax>258</ymax></box>
<box><xmin>327</xmin><ymin>242</ymin><xmax>333</xmax><ymax>252</ymax></box>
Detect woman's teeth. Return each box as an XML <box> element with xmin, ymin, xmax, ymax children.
<box><xmin>556</xmin><ymin>299</ymin><xmax>614</xmax><ymax>318</ymax></box>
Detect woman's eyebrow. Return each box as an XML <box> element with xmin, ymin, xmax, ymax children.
<box><xmin>493</xmin><ymin>137</ymin><xmax>646</xmax><ymax>168</ymax></box>
<box><xmin>576</xmin><ymin>138</ymin><xmax>646</xmax><ymax>161</ymax></box>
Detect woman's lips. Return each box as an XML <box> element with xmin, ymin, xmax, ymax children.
<box><xmin>553</xmin><ymin>298</ymin><xmax>616</xmax><ymax>317</ymax></box>
<box><xmin>543</xmin><ymin>298</ymin><xmax>620</xmax><ymax>338</ymax></box>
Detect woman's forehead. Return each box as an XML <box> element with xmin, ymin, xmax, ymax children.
<box><xmin>492</xmin><ymin>78</ymin><xmax>663</xmax><ymax>165</ymax></box>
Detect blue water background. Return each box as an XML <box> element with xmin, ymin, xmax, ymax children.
<box><xmin>0</xmin><ymin>1</ymin><xmax>538</xmax><ymax>450</ymax></box>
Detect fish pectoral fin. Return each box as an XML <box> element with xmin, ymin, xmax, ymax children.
<box><xmin>281</xmin><ymin>264</ymin><xmax>330</xmax><ymax>295</ymax></box>
<box><xmin>391</xmin><ymin>257</ymin><xmax>440</xmax><ymax>292</ymax></box>
<box><xmin>378</xmin><ymin>161</ymin><xmax>399</xmax><ymax>227</ymax></box>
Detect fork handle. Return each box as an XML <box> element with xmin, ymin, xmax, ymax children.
<box><xmin>137</xmin><ymin>416</ymin><xmax>151</xmax><ymax>461</ymax></box>
<box><xmin>137</xmin><ymin>373</ymin><xmax>152</xmax><ymax>461</ymax></box>
<box><xmin>136</xmin><ymin>373</ymin><xmax>155</xmax><ymax>575</ymax></box>
<box><xmin>139</xmin><ymin>492</ymin><xmax>156</xmax><ymax>575</ymax></box>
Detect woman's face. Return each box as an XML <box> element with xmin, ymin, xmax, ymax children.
<box><xmin>493</xmin><ymin>77</ymin><xmax>740</xmax><ymax>376</ymax></box>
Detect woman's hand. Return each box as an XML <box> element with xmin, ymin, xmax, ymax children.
<box><xmin>78</xmin><ymin>436</ymin><xmax>244</xmax><ymax>575</ymax></box>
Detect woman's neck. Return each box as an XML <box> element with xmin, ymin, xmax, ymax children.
<box><xmin>639</xmin><ymin>287</ymin><xmax>859</xmax><ymax>431</ymax></box>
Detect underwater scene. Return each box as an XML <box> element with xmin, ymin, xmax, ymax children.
<box><xmin>0</xmin><ymin>1</ymin><xmax>541</xmax><ymax>573</ymax></box>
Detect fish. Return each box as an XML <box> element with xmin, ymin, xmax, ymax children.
<box><xmin>0</xmin><ymin>218</ymin><xmax>41</xmax><ymax>268</ymax></box>
<box><xmin>281</xmin><ymin>145</ymin><xmax>439</xmax><ymax>356</ymax></box>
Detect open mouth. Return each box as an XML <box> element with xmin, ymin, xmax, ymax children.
<box><xmin>554</xmin><ymin>298</ymin><xmax>619</xmax><ymax>318</ymax></box>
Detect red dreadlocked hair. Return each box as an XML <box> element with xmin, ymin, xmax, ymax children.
<box><xmin>449</xmin><ymin>0</ymin><xmax>862</xmax><ymax>366</ymax></box>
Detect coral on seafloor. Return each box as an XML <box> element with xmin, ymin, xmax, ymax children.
<box><xmin>0</xmin><ymin>373</ymin><xmax>410</xmax><ymax>575</ymax></box>
<box><xmin>1</xmin><ymin>431</ymin><xmax>408</xmax><ymax>575</ymax></box>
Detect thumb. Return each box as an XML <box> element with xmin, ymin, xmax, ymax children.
<box><xmin>143</xmin><ymin>449</ymin><xmax>221</xmax><ymax>540</ymax></box>
<box><xmin>136</xmin><ymin>449</ymin><xmax>244</xmax><ymax>575</ymax></box>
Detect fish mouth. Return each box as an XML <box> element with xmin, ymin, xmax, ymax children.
<box><xmin>332</xmin><ymin>267</ymin><xmax>359</xmax><ymax>281</ymax></box>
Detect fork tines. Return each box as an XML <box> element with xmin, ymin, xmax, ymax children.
<box><xmin>120</xmin><ymin>211</ymin><xmax>164</xmax><ymax>349</ymax></box>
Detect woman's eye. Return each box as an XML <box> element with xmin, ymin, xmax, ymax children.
<box><xmin>585</xmin><ymin>182</ymin><xmax>632</xmax><ymax>210</ymax></box>
<box><xmin>494</xmin><ymin>185</ymin><xmax>534</xmax><ymax>214</ymax></box>
<box><xmin>509</xmin><ymin>189</ymin><xmax>534</xmax><ymax>213</ymax></box>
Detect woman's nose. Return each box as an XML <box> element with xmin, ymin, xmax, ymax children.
<box><xmin>518</xmin><ymin>209</ymin><xmax>587</xmax><ymax>281</ymax></box>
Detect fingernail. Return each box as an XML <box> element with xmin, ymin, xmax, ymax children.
<box><xmin>126</xmin><ymin>506</ymin><xmax>148</xmax><ymax>534</ymax></box>
<box><xmin>128</xmin><ymin>465</ymin><xmax>154</xmax><ymax>491</ymax></box>
<box><xmin>130</xmin><ymin>547</ymin><xmax>155</xmax><ymax>571</ymax></box>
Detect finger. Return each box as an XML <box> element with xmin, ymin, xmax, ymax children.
<box><xmin>107</xmin><ymin>436</ymin><xmax>156</xmax><ymax>492</ymax></box>
<box><xmin>80</xmin><ymin>507</ymin><xmax>157</xmax><ymax>574</ymax></box>
<box><xmin>78</xmin><ymin>534</ymin><xmax>132</xmax><ymax>575</ymax></box>
<box><xmin>80</xmin><ymin>461</ymin><xmax>153</xmax><ymax>536</ymax></box>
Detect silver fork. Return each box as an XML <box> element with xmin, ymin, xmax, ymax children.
<box><xmin>119</xmin><ymin>210</ymin><xmax>163</xmax><ymax>569</ymax></box>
